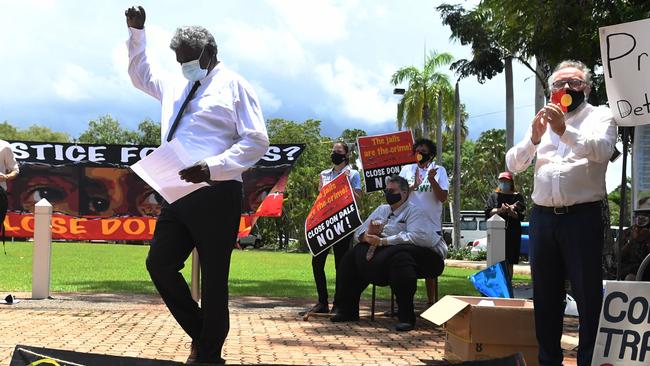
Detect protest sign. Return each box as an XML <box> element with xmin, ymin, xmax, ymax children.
<box><xmin>357</xmin><ymin>131</ymin><xmax>416</xmax><ymax>192</ymax></box>
<box><xmin>599</xmin><ymin>18</ymin><xmax>650</xmax><ymax>126</ymax></box>
<box><xmin>591</xmin><ymin>281</ymin><xmax>650</xmax><ymax>365</ymax></box>
<box><xmin>304</xmin><ymin>172</ymin><xmax>362</xmax><ymax>256</ymax></box>
<box><xmin>3</xmin><ymin>140</ymin><xmax>303</xmax><ymax>241</ymax></box>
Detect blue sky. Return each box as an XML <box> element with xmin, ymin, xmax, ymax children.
<box><xmin>0</xmin><ymin>0</ymin><xmax>627</xmax><ymax>191</ymax></box>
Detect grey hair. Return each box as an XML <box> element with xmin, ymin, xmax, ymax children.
<box><xmin>385</xmin><ymin>174</ymin><xmax>409</xmax><ymax>193</ymax></box>
<box><xmin>169</xmin><ymin>26</ymin><xmax>217</xmax><ymax>53</ymax></box>
<box><xmin>548</xmin><ymin>60</ymin><xmax>592</xmax><ymax>89</ymax></box>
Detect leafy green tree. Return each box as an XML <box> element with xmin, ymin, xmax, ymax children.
<box><xmin>134</xmin><ymin>118</ymin><xmax>161</xmax><ymax>146</ymax></box>
<box><xmin>442</xmin><ymin>129</ymin><xmax>533</xmax><ymax>215</ymax></box>
<box><xmin>0</xmin><ymin>121</ymin><xmax>70</xmax><ymax>142</ymax></box>
<box><xmin>391</xmin><ymin>51</ymin><xmax>455</xmax><ymax>141</ymax></box>
<box><xmin>78</xmin><ymin>115</ymin><xmax>137</xmax><ymax>144</ymax></box>
<box><xmin>257</xmin><ymin>118</ymin><xmax>331</xmax><ymax>250</ymax></box>
<box><xmin>608</xmin><ymin>178</ymin><xmax>632</xmax><ymax>227</ymax></box>
<box><xmin>439</xmin><ymin>0</ymin><xmax>650</xmax><ymax>106</ymax></box>
<box><xmin>0</xmin><ymin>121</ymin><xmax>20</xmax><ymax>140</ymax></box>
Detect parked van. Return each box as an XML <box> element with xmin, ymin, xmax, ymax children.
<box><xmin>442</xmin><ymin>210</ymin><xmax>488</xmax><ymax>248</ymax></box>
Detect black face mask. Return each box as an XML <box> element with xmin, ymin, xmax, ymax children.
<box><xmin>331</xmin><ymin>152</ymin><xmax>347</xmax><ymax>165</ymax></box>
<box><xmin>384</xmin><ymin>189</ymin><xmax>402</xmax><ymax>205</ymax></box>
<box><xmin>416</xmin><ymin>152</ymin><xmax>431</xmax><ymax>164</ymax></box>
<box><xmin>565</xmin><ymin>89</ymin><xmax>585</xmax><ymax>113</ymax></box>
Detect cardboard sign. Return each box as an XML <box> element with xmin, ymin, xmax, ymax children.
<box><xmin>357</xmin><ymin>131</ymin><xmax>416</xmax><ymax>192</ymax></box>
<box><xmin>599</xmin><ymin>18</ymin><xmax>650</xmax><ymax>126</ymax></box>
<box><xmin>304</xmin><ymin>173</ymin><xmax>362</xmax><ymax>256</ymax></box>
<box><xmin>591</xmin><ymin>281</ymin><xmax>650</xmax><ymax>365</ymax></box>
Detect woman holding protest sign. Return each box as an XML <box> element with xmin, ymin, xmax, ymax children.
<box><xmin>300</xmin><ymin>141</ymin><xmax>363</xmax><ymax>316</ymax></box>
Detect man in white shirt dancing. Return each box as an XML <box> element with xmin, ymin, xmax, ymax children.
<box><xmin>506</xmin><ymin>60</ymin><xmax>616</xmax><ymax>366</ymax></box>
<box><xmin>125</xmin><ymin>6</ymin><xmax>269</xmax><ymax>365</ymax></box>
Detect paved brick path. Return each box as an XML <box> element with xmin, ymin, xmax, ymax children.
<box><xmin>0</xmin><ymin>292</ymin><xmax>577</xmax><ymax>365</ymax></box>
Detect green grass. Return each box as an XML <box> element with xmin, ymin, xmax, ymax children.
<box><xmin>0</xmin><ymin>242</ymin><xmax>530</xmax><ymax>301</ymax></box>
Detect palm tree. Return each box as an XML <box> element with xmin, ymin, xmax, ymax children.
<box><xmin>391</xmin><ymin>51</ymin><xmax>456</xmax><ymax>145</ymax></box>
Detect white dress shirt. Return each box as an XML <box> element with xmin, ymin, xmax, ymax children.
<box><xmin>506</xmin><ymin>102</ymin><xmax>616</xmax><ymax>207</ymax></box>
<box><xmin>0</xmin><ymin>139</ymin><xmax>19</xmax><ymax>190</ymax></box>
<box><xmin>127</xmin><ymin>28</ymin><xmax>269</xmax><ymax>182</ymax></box>
<box><xmin>354</xmin><ymin>201</ymin><xmax>447</xmax><ymax>258</ymax></box>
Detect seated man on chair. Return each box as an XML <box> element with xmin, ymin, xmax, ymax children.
<box><xmin>331</xmin><ymin>175</ymin><xmax>447</xmax><ymax>331</ymax></box>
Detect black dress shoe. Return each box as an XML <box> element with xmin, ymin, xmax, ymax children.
<box><xmin>298</xmin><ymin>302</ymin><xmax>329</xmax><ymax>316</ymax></box>
<box><xmin>330</xmin><ymin>312</ymin><xmax>359</xmax><ymax>322</ymax></box>
<box><xmin>395</xmin><ymin>322</ymin><xmax>414</xmax><ymax>332</ymax></box>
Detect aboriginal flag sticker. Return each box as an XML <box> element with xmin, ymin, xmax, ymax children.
<box><xmin>551</xmin><ymin>89</ymin><xmax>572</xmax><ymax>112</ymax></box>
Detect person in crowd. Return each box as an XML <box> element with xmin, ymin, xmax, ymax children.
<box><xmin>620</xmin><ymin>210</ymin><xmax>650</xmax><ymax>281</ymax></box>
<box><xmin>0</xmin><ymin>139</ymin><xmax>20</xmax><ymax>243</ymax></box>
<box><xmin>300</xmin><ymin>141</ymin><xmax>362</xmax><ymax>315</ymax></box>
<box><xmin>399</xmin><ymin>138</ymin><xmax>448</xmax><ymax>305</ymax></box>
<box><xmin>125</xmin><ymin>6</ymin><xmax>269</xmax><ymax>365</ymax></box>
<box><xmin>331</xmin><ymin>175</ymin><xmax>446</xmax><ymax>332</ymax></box>
<box><xmin>506</xmin><ymin>60</ymin><xmax>616</xmax><ymax>366</ymax></box>
<box><xmin>484</xmin><ymin>171</ymin><xmax>526</xmax><ymax>282</ymax></box>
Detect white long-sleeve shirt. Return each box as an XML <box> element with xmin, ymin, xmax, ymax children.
<box><xmin>354</xmin><ymin>201</ymin><xmax>447</xmax><ymax>258</ymax></box>
<box><xmin>506</xmin><ymin>103</ymin><xmax>616</xmax><ymax>207</ymax></box>
<box><xmin>0</xmin><ymin>139</ymin><xmax>19</xmax><ymax>190</ymax></box>
<box><xmin>127</xmin><ymin>27</ymin><xmax>269</xmax><ymax>182</ymax></box>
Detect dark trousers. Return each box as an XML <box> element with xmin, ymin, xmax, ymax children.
<box><xmin>312</xmin><ymin>234</ymin><xmax>352</xmax><ymax>305</ymax></box>
<box><xmin>335</xmin><ymin>243</ymin><xmax>444</xmax><ymax>324</ymax></box>
<box><xmin>146</xmin><ymin>181</ymin><xmax>242</xmax><ymax>362</ymax></box>
<box><xmin>529</xmin><ymin>203</ymin><xmax>603</xmax><ymax>366</ymax></box>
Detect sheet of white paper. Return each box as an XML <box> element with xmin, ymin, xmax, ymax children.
<box><xmin>131</xmin><ymin>139</ymin><xmax>209</xmax><ymax>204</ymax></box>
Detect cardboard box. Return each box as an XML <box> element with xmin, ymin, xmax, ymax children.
<box><xmin>444</xmin><ymin>332</ymin><xmax>538</xmax><ymax>365</ymax></box>
<box><xmin>421</xmin><ymin>295</ymin><xmax>538</xmax><ymax>366</ymax></box>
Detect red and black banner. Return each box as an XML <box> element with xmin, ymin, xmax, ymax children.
<box><xmin>3</xmin><ymin>141</ymin><xmax>303</xmax><ymax>241</ymax></box>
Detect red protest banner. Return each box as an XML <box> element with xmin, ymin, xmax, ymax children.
<box><xmin>4</xmin><ymin>213</ymin><xmax>260</xmax><ymax>241</ymax></box>
<box><xmin>304</xmin><ymin>173</ymin><xmax>362</xmax><ymax>256</ymax></box>
<box><xmin>357</xmin><ymin>130</ymin><xmax>416</xmax><ymax>192</ymax></box>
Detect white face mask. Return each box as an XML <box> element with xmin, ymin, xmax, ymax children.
<box><xmin>181</xmin><ymin>59</ymin><xmax>208</xmax><ymax>82</ymax></box>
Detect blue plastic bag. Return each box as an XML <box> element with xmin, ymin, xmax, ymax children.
<box><xmin>469</xmin><ymin>261</ymin><xmax>512</xmax><ymax>298</ymax></box>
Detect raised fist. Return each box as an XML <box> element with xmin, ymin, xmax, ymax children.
<box><xmin>125</xmin><ymin>6</ymin><xmax>146</xmax><ymax>29</ymax></box>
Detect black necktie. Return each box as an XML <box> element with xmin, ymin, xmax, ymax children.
<box><xmin>166</xmin><ymin>81</ymin><xmax>201</xmax><ymax>142</ymax></box>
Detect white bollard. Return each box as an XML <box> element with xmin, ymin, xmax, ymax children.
<box><xmin>32</xmin><ymin>198</ymin><xmax>53</xmax><ymax>299</ymax></box>
<box><xmin>191</xmin><ymin>248</ymin><xmax>201</xmax><ymax>301</ymax></box>
<box><xmin>486</xmin><ymin>214</ymin><xmax>506</xmax><ymax>266</ymax></box>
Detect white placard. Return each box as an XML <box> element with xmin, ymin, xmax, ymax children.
<box><xmin>599</xmin><ymin>18</ymin><xmax>650</xmax><ymax>126</ymax></box>
<box><xmin>591</xmin><ymin>281</ymin><xmax>650</xmax><ymax>365</ymax></box>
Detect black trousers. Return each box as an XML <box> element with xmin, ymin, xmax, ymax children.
<box><xmin>311</xmin><ymin>234</ymin><xmax>352</xmax><ymax>305</ymax></box>
<box><xmin>335</xmin><ymin>243</ymin><xmax>444</xmax><ymax>324</ymax></box>
<box><xmin>146</xmin><ymin>181</ymin><xmax>241</xmax><ymax>362</ymax></box>
<box><xmin>529</xmin><ymin>203</ymin><xmax>603</xmax><ymax>366</ymax></box>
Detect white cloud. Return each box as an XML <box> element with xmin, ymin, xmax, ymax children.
<box><xmin>251</xmin><ymin>81</ymin><xmax>283</xmax><ymax>113</ymax></box>
<box><xmin>52</xmin><ymin>64</ymin><xmax>94</xmax><ymax>101</ymax></box>
<box><xmin>315</xmin><ymin>56</ymin><xmax>395</xmax><ymax>123</ymax></box>
<box><xmin>216</xmin><ymin>20</ymin><xmax>308</xmax><ymax>77</ymax></box>
<box><xmin>111</xmin><ymin>25</ymin><xmax>176</xmax><ymax>83</ymax></box>
<box><xmin>266</xmin><ymin>0</ymin><xmax>357</xmax><ymax>43</ymax></box>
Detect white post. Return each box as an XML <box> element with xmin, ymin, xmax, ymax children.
<box><xmin>486</xmin><ymin>214</ymin><xmax>506</xmax><ymax>266</ymax></box>
<box><xmin>32</xmin><ymin>198</ymin><xmax>53</xmax><ymax>299</ymax></box>
<box><xmin>191</xmin><ymin>248</ymin><xmax>200</xmax><ymax>301</ymax></box>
